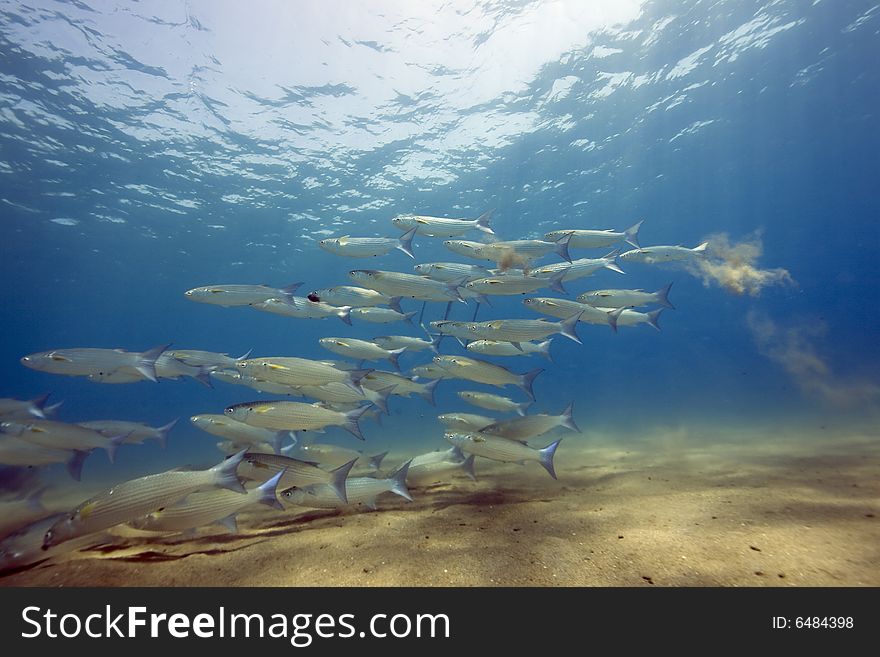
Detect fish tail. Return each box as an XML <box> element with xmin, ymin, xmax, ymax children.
<box><xmin>561</xmin><ymin>402</ymin><xmax>579</xmax><ymax>432</ymax></box>
<box><xmin>256</xmin><ymin>469</ymin><xmax>285</xmax><ymax>510</ymax></box>
<box><xmin>538</xmin><ymin>438</ymin><xmax>562</xmax><ymax>480</ymax></box>
<box><xmin>420</xmin><ymin>378</ymin><xmax>440</xmax><ymax>406</ymax></box>
<box><xmin>212</xmin><ymin>449</ymin><xmax>247</xmax><ymax>493</ymax></box>
<box><xmin>387</xmin><ymin>347</ymin><xmax>406</xmax><ymax>372</ymax></box>
<box><xmin>559</xmin><ymin>311</ymin><xmax>583</xmax><ymax>344</ymax></box>
<box><xmin>647</xmin><ymin>308</ymin><xmax>664</xmax><ymax>331</ymax></box>
<box><xmin>280</xmin><ymin>282</ymin><xmax>303</xmax><ymax>297</ymax></box>
<box><xmin>517</xmin><ymin>399</ymin><xmax>534</xmax><ymax>416</ymax></box>
<box><xmin>342</xmin><ymin>405</ymin><xmax>370</xmax><ymax>441</ymax></box>
<box><xmin>624</xmin><ymin>219</ymin><xmax>644</xmax><ymax>249</ymax></box>
<box><xmin>271</xmin><ymin>431</ymin><xmax>288</xmax><ymax>455</ymax></box>
<box><xmin>475</xmin><ymin>209</ymin><xmax>495</xmax><ymax>235</ymax></box>
<box><xmin>337</xmin><ymin>305</ymin><xmax>353</xmax><ymax>325</ymax></box>
<box><xmin>344</xmin><ymin>368</ymin><xmax>373</xmax><ymax>394</ymax></box>
<box><xmin>461</xmin><ymin>454</ymin><xmax>477</xmax><ymax>481</ymax></box>
<box><xmin>369</xmin><ymin>450</ymin><xmax>389</xmax><ymax>471</ymax></box>
<box><xmin>104</xmin><ymin>432</ymin><xmax>129</xmax><ymax>464</ymax></box>
<box><xmin>29</xmin><ymin>393</ymin><xmax>51</xmax><ymax>419</ymax></box>
<box><xmin>554</xmin><ymin>232</ymin><xmax>573</xmax><ymax>263</ymax></box>
<box><xmin>43</xmin><ymin>400</ymin><xmax>64</xmax><ymax>418</ymax></box>
<box><xmin>537</xmin><ymin>339</ymin><xmax>553</xmax><ymax>362</ymax></box>
<box><xmin>657</xmin><ymin>282</ymin><xmax>675</xmax><ymax>309</ymax></box>
<box><xmin>518</xmin><ymin>368</ymin><xmax>543</xmax><ymax>401</ymax></box>
<box><xmin>693</xmin><ymin>241</ymin><xmax>709</xmax><ymax>253</ymax></box>
<box><xmin>330</xmin><ymin>458</ymin><xmax>357</xmax><ymax>503</ymax></box>
<box><xmin>387</xmin><ymin>296</ymin><xmax>403</xmax><ymax>314</ymax></box>
<box><xmin>402</xmin><ymin>310</ymin><xmax>418</xmax><ymax>326</ymax></box>
<box><xmin>389</xmin><ymin>459</ymin><xmax>413</xmax><ymax>501</ymax></box>
<box><xmin>367</xmin><ymin>384</ymin><xmax>394</xmax><ymax>415</ymax></box>
<box><xmin>136</xmin><ymin>343</ymin><xmax>171</xmax><ymax>382</ymax></box>
<box><xmin>194</xmin><ymin>366</ymin><xmax>214</xmax><ymax>388</ymax></box>
<box><xmin>396</xmin><ymin>226</ymin><xmax>417</xmax><ymax>259</ymax></box>
<box><xmin>607</xmin><ymin>307</ymin><xmax>624</xmax><ymax>333</ymax></box>
<box><xmin>67</xmin><ymin>449</ymin><xmax>90</xmax><ymax>481</ymax></box>
<box><xmin>215</xmin><ymin>514</ymin><xmax>239</xmax><ymax>533</ymax></box>
<box><xmin>155</xmin><ymin>418</ymin><xmax>178</xmax><ymax>449</ymax></box>
<box><xmin>548</xmin><ymin>268</ymin><xmax>569</xmax><ymax>295</ymax></box>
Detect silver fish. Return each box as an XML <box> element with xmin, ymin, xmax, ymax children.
<box><xmin>544</xmin><ymin>220</ymin><xmax>643</xmax><ymax>249</ymax></box>
<box><xmin>0</xmin><ymin>512</ymin><xmax>110</xmax><ymax>573</ymax></box>
<box><xmin>0</xmin><ymin>488</ymin><xmax>53</xmax><ymax>541</ymax></box>
<box><xmin>466</xmin><ymin>339</ymin><xmax>553</xmax><ymax>361</ymax></box>
<box><xmin>42</xmin><ymin>451</ymin><xmax>248</xmax><ymax>548</ymax></box>
<box><xmin>437</xmin><ymin>412</ymin><xmax>496</xmax><ymax>432</ymax></box>
<box><xmin>0</xmin><ymin>435</ymin><xmax>89</xmax><ymax>480</ymax></box>
<box><xmin>432</xmin><ymin>355</ymin><xmax>542</xmax><ymax>399</ymax></box>
<box><xmin>79</xmin><ymin>419</ymin><xmax>177</xmax><ymax>449</ymax></box>
<box><xmin>407</xmin><ymin>454</ymin><xmax>476</xmax><ymax>487</ymax></box>
<box><xmin>319</xmin><ymin>226</ymin><xmax>416</xmax><ymax>259</ymax></box>
<box><xmin>530</xmin><ymin>255</ymin><xmax>624</xmax><ymax>281</ymax></box>
<box><xmin>237</xmin><ymin>452</ymin><xmax>355</xmax><ymax>502</ymax></box>
<box><xmin>349</xmin><ymin>270</ymin><xmax>465</xmax><ymax>303</ymax></box>
<box><xmin>523</xmin><ymin>297</ymin><xmax>622</xmax><ymax>331</ymax></box>
<box><xmin>165</xmin><ymin>348</ymin><xmax>251</xmax><ymax>370</ymax></box>
<box><xmin>391</xmin><ymin>210</ymin><xmax>494</xmax><ymax>237</ymax></box>
<box><xmin>252</xmin><ymin>297</ymin><xmax>352</xmax><ymax>325</ymax></box>
<box><xmin>237</xmin><ymin>357</ymin><xmax>371</xmax><ymax>392</ymax></box>
<box><xmin>362</xmin><ymin>370</ymin><xmax>439</xmax><ymax>405</ymax></box>
<box><xmin>464</xmin><ymin>270</ymin><xmax>568</xmax><ymax>297</ymax></box>
<box><xmin>155</xmin><ymin>353</ymin><xmax>214</xmax><ymax>387</ymax></box>
<box><xmin>468</xmin><ymin>237</ymin><xmax>573</xmax><ymax>266</ymax></box>
<box><xmin>350</xmin><ymin>305</ymin><xmax>417</xmax><ymax>325</ymax></box>
<box><xmin>20</xmin><ymin>345</ymin><xmax>169</xmax><ymax>383</ymax></box>
<box><xmin>319</xmin><ymin>337</ymin><xmax>406</xmax><ymax>370</ymax></box>
<box><xmin>3</xmin><ymin>420</ymin><xmax>125</xmax><ymax>463</ymax></box>
<box><xmin>480</xmin><ymin>402</ymin><xmax>579</xmax><ymax>441</ymax></box>
<box><xmin>412</xmin><ymin>262</ymin><xmax>492</xmax><ymax>282</ymax></box>
<box><xmin>308</xmin><ymin>286</ymin><xmax>390</xmax><ymax>307</ymax></box>
<box><xmin>224</xmin><ymin>400</ymin><xmax>370</xmax><ymax>440</ymax></box>
<box><xmin>291</xmin><ymin>442</ymin><xmax>387</xmax><ymax>471</ymax></box>
<box><xmin>577</xmin><ymin>283</ymin><xmax>674</xmax><ymax>309</ymax></box>
<box><xmin>191</xmin><ymin>414</ymin><xmax>294</xmax><ymax>454</ymax></box>
<box><xmin>282</xmin><ymin>461</ymin><xmax>412</xmax><ymax>510</ymax></box>
<box><xmin>210</xmin><ymin>369</ymin><xmax>304</xmax><ymax>396</ymax></box>
<box><xmin>619</xmin><ymin>242</ymin><xmax>708</xmax><ymax>264</ymax></box>
<box><xmin>457</xmin><ymin>391</ymin><xmax>533</xmax><ymax>416</ymax></box>
<box><xmin>596</xmin><ymin>307</ymin><xmax>664</xmax><ymax>331</ymax></box>
<box><xmin>444</xmin><ymin>432</ymin><xmax>562</xmax><ymax>479</ymax></box>
<box><xmin>295</xmin><ymin>382</ymin><xmax>393</xmax><ymax>415</ymax></box>
<box><xmin>0</xmin><ymin>394</ymin><xmax>53</xmax><ymax>420</ymax></box>
<box><xmin>372</xmin><ymin>334</ymin><xmax>439</xmax><ymax>353</ymax></box>
<box><xmin>460</xmin><ymin>315</ymin><xmax>583</xmax><ymax>345</ymax></box>
<box><xmin>183</xmin><ymin>282</ymin><xmax>301</xmax><ymax>307</ymax></box>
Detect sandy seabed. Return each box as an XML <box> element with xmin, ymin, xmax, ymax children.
<box><xmin>2</xmin><ymin>427</ymin><xmax>878</xmax><ymax>587</ymax></box>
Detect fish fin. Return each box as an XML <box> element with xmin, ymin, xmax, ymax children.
<box><xmin>369</xmin><ymin>451</ymin><xmax>389</xmax><ymax>470</ymax></box>
<box><xmin>29</xmin><ymin>393</ymin><xmax>51</xmax><ymax>419</ymax></box>
<box><xmin>179</xmin><ymin>528</ymin><xmax>198</xmax><ymax>539</ymax></box>
<box><xmin>511</xmin><ymin>342</ymin><xmax>524</xmax><ymax>352</ymax></box>
<box><xmin>548</xmin><ymin>268</ymin><xmax>569</xmax><ymax>295</ymax></box>
<box><xmin>344</xmin><ymin>368</ymin><xmax>373</xmax><ymax>394</ymax></box>
<box><xmin>537</xmin><ymin>339</ymin><xmax>553</xmax><ymax>362</ymax></box>
<box><xmin>43</xmin><ymin>400</ymin><xmax>64</xmax><ymax>418</ymax></box>
<box><xmin>389</xmin><ymin>459</ymin><xmax>413</xmax><ymax>501</ymax></box>
<box><xmin>155</xmin><ymin>418</ymin><xmax>178</xmax><ymax>449</ymax></box>
<box><xmin>363</xmin><ymin>497</ymin><xmax>379</xmax><ymax>511</ymax></box>
<box><xmin>692</xmin><ymin>241</ymin><xmax>709</xmax><ymax>253</ymax></box>
<box><xmin>602</xmin><ymin>251</ymin><xmax>625</xmax><ymax>275</ymax></box>
<box><xmin>342</xmin><ymin>405</ymin><xmax>370</xmax><ymax>441</ymax></box>
<box><xmin>336</xmin><ymin>305</ymin><xmax>353</xmax><ymax>325</ymax></box>
<box><xmin>136</xmin><ymin>343</ymin><xmax>171</xmax><ymax>382</ymax></box>
<box><xmin>67</xmin><ymin>449</ymin><xmax>90</xmax><ymax>481</ymax></box>
<box><xmin>271</xmin><ymin>431</ymin><xmax>288</xmax><ymax>455</ymax></box>
<box><xmin>396</xmin><ymin>226</ymin><xmax>417</xmax><ymax>259</ymax></box>
<box><xmin>194</xmin><ymin>366</ymin><xmax>214</xmax><ymax>388</ymax></box>
<box><xmin>517</xmin><ymin>400</ymin><xmax>534</xmax><ymax>417</ymax></box>
<box><xmin>607</xmin><ymin>307</ymin><xmax>624</xmax><ymax>333</ymax></box>
<box><xmin>402</xmin><ymin>310</ymin><xmax>418</xmax><ymax>326</ymax></box>
<box><xmin>420</xmin><ymin>378</ymin><xmax>440</xmax><ymax>406</ymax></box>
<box><xmin>280</xmin><ymin>282</ymin><xmax>303</xmax><ymax>296</ymax></box>
<box><xmin>215</xmin><ymin>513</ymin><xmax>239</xmax><ymax>533</ymax></box>
<box><xmin>559</xmin><ymin>311</ymin><xmax>583</xmax><ymax>344</ymax></box>
<box><xmin>624</xmin><ymin>219</ymin><xmax>643</xmax><ymax>249</ymax></box>
<box><xmin>538</xmin><ymin>439</ymin><xmax>562</xmax><ymax>480</ymax></box>
<box><xmin>212</xmin><ymin>449</ymin><xmax>247</xmax><ymax>493</ymax></box>
<box><xmin>367</xmin><ymin>385</ymin><xmax>394</xmax><ymax>415</ymax></box>
<box><xmin>446</xmin><ymin>276</ymin><xmax>469</xmax><ymax>303</ymax></box>
<box><xmin>25</xmin><ymin>485</ymin><xmax>49</xmax><ymax>511</ymax></box>
<box><xmin>554</xmin><ymin>232</ymin><xmax>573</xmax><ymax>263</ymax></box>
<box><xmin>420</xmin><ymin>324</ymin><xmax>443</xmax><ymax>354</ymax></box>
<box><xmin>475</xmin><ymin>209</ymin><xmax>495</xmax><ymax>235</ymax></box>
<box><xmin>330</xmin><ymin>458</ymin><xmax>357</xmax><ymax>503</ymax></box>
<box><xmin>561</xmin><ymin>402</ymin><xmax>579</xmax><ymax>432</ymax></box>
<box><xmin>462</xmin><ymin>454</ymin><xmax>477</xmax><ymax>481</ymax></box>
<box><xmin>256</xmin><ymin>469</ymin><xmax>285</xmax><ymax>510</ymax></box>
<box><xmin>387</xmin><ymin>296</ymin><xmax>403</xmax><ymax>314</ymax></box>
<box><xmin>235</xmin><ymin>348</ymin><xmax>253</xmax><ymax>361</ymax></box>
<box><xmin>647</xmin><ymin>308</ymin><xmax>664</xmax><ymax>331</ymax></box>
<box><xmin>104</xmin><ymin>433</ymin><xmax>128</xmax><ymax>464</ymax></box>
<box><xmin>518</xmin><ymin>368</ymin><xmax>543</xmax><ymax>401</ymax></box>
<box><xmin>657</xmin><ymin>282</ymin><xmax>675</xmax><ymax>309</ymax></box>
<box><xmin>387</xmin><ymin>347</ymin><xmax>406</xmax><ymax>372</ymax></box>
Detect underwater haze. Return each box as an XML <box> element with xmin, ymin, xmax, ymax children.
<box><xmin>1</xmin><ymin>0</ymin><xmax>879</xmax><ymax>585</ymax></box>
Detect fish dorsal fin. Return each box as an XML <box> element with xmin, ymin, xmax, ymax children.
<box><xmin>338</xmin><ymin>235</ymin><xmax>350</xmax><ymax>243</ymax></box>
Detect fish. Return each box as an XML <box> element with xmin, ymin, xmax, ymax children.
<box><xmin>619</xmin><ymin>242</ymin><xmax>709</xmax><ymax>264</ymax></box>
<box><xmin>210</xmin><ymin>369</ymin><xmax>304</xmax><ymax>396</ymax></box>
<box><xmin>183</xmin><ymin>282</ymin><xmax>302</xmax><ymax>307</ymax></box>
<box><xmin>480</xmin><ymin>402</ymin><xmax>579</xmax><ymax>441</ymax></box>
<box><xmin>79</xmin><ymin>419</ymin><xmax>178</xmax><ymax>449</ymax></box>
<box><xmin>0</xmin><ymin>512</ymin><xmax>111</xmax><ymax>573</ymax></box>
<box><xmin>349</xmin><ymin>270</ymin><xmax>465</xmax><ymax>303</ymax></box>
<box><xmin>466</xmin><ymin>339</ymin><xmax>553</xmax><ymax>361</ymax></box>
<box><xmin>444</xmin><ymin>432</ymin><xmax>562</xmax><ymax>479</ymax></box>
<box><xmin>154</xmin><ymin>352</ymin><xmax>214</xmax><ymax>387</ymax></box>
<box><xmin>464</xmin><ymin>269</ymin><xmax>569</xmax><ymax>296</ymax></box>
<box><xmin>391</xmin><ymin>209</ymin><xmax>494</xmax><ymax>237</ymax></box>
<box><xmin>458</xmin><ymin>315</ymin><xmax>583</xmax><ymax>346</ymax></box>
<box><xmin>544</xmin><ymin>220</ymin><xmax>643</xmax><ymax>249</ymax></box>
<box><xmin>432</xmin><ymin>355</ymin><xmax>543</xmax><ymax>400</ymax></box>
<box><xmin>530</xmin><ymin>254</ymin><xmax>625</xmax><ymax>281</ymax></box>
<box><xmin>457</xmin><ymin>391</ymin><xmax>533</xmax><ymax>416</ymax></box>
<box><xmin>41</xmin><ymin>451</ymin><xmax>248</xmax><ymax>549</ymax></box>
<box><xmin>409</xmin><ymin>363</ymin><xmax>450</xmax><ymax>382</ymax></box>
<box><xmin>597</xmin><ymin>307</ymin><xmax>664</xmax><ymax>331</ymax></box>
<box><xmin>237</xmin><ymin>357</ymin><xmax>371</xmax><ymax>393</ymax></box>
<box><xmin>372</xmin><ymin>334</ymin><xmax>440</xmax><ymax>354</ymax></box>
<box><xmin>291</xmin><ymin>442</ymin><xmax>388</xmax><ymax>471</ymax></box>
<box><xmin>127</xmin><ymin>470</ymin><xmax>284</xmax><ymax>535</ymax></box>
<box><xmin>2</xmin><ymin>420</ymin><xmax>127</xmax><ymax>463</ymax></box>
<box><xmin>307</xmin><ymin>286</ymin><xmax>391</xmax><ymax>307</ymax></box>
<box><xmin>164</xmin><ymin>348</ymin><xmax>252</xmax><ymax>370</ymax></box>
<box><xmin>428</xmin><ymin>320</ymin><xmax>477</xmax><ymax>340</ymax></box>
<box><xmin>0</xmin><ymin>436</ymin><xmax>90</xmax><ymax>481</ymax></box>
<box><xmin>407</xmin><ymin>454</ymin><xmax>476</xmax><ymax>487</ymax></box>
<box><xmin>319</xmin><ymin>226</ymin><xmax>417</xmax><ymax>259</ymax></box>
<box><xmin>0</xmin><ymin>487</ymin><xmax>53</xmax><ymax>541</ymax></box>
<box><xmin>281</xmin><ymin>460</ymin><xmax>413</xmax><ymax>510</ymax></box>
<box><xmin>0</xmin><ymin>394</ymin><xmax>53</xmax><ymax>420</ymax></box>
<box><xmin>20</xmin><ymin>344</ymin><xmax>170</xmax><ymax>383</ymax></box>
<box><xmin>523</xmin><ymin>297</ymin><xmax>622</xmax><ymax>331</ymax></box>
<box><xmin>466</xmin><ymin>237</ymin><xmax>573</xmax><ymax>266</ymax></box>
<box><xmin>319</xmin><ymin>337</ymin><xmax>406</xmax><ymax>370</ymax></box>
<box><xmin>251</xmin><ymin>297</ymin><xmax>352</xmax><ymax>325</ymax></box>
<box><xmin>437</xmin><ymin>412</ymin><xmax>496</xmax><ymax>432</ymax></box>
<box><xmin>350</xmin><ymin>305</ymin><xmax>417</xmax><ymax>325</ymax></box>
<box><xmin>190</xmin><ymin>414</ymin><xmax>294</xmax><ymax>454</ymax></box>
<box><xmin>237</xmin><ymin>452</ymin><xmax>355</xmax><ymax>502</ymax></box>
<box><xmin>577</xmin><ymin>283</ymin><xmax>674</xmax><ymax>309</ymax></box>
<box><xmin>216</xmin><ymin>440</ymin><xmax>276</xmax><ymax>455</ymax></box>
<box><xmin>295</xmin><ymin>382</ymin><xmax>393</xmax><ymax>415</ymax></box>
<box><xmin>413</xmin><ymin>262</ymin><xmax>492</xmax><ymax>282</ymax></box>
<box><xmin>441</xmin><ymin>239</ymin><xmax>490</xmax><ymax>261</ymax></box>
<box><xmin>224</xmin><ymin>400</ymin><xmax>370</xmax><ymax>440</ymax></box>
<box><xmin>362</xmin><ymin>371</ymin><xmax>439</xmax><ymax>405</ymax></box>
<box><xmin>408</xmin><ymin>446</ymin><xmax>466</xmax><ymax>468</ymax></box>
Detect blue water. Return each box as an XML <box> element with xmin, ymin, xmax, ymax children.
<box><xmin>1</xmin><ymin>0</ymin><xmax>879</xmax><ymax>484</ymax></box>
